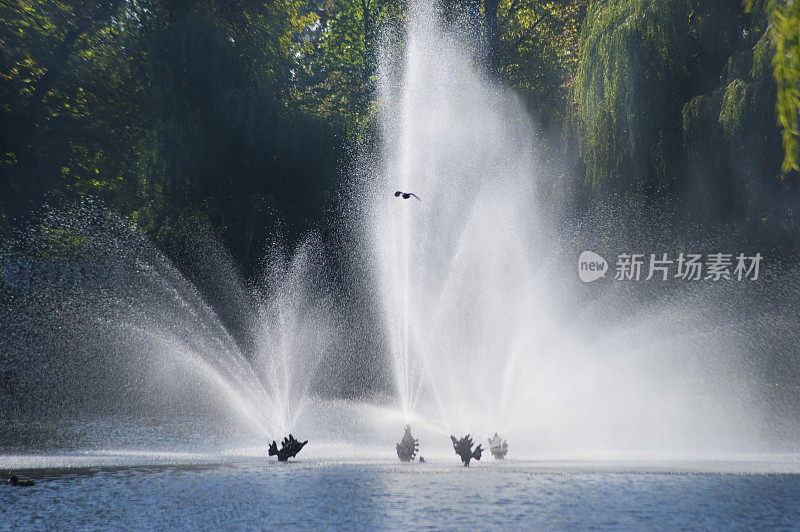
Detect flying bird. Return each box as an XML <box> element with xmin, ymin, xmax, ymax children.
<box><xmin>394</xmin><ymin>191</ymin><xmax>421</xmax><ymax>201</ymax></box>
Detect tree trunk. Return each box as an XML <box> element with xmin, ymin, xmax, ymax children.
<box><xmin>484</xmin><ymin>0</ymin><xmax>500</xmax><ymax>75</ymax></box>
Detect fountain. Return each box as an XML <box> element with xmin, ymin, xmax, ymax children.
<box><xmin>1</xmin><ymin>2</ymin><xmax>799</xmax><ymax>470</ymax></box>
<box><xmin>0</xmin><ymin>203</ymin><xmax>338</xmax><ymax>459</ymax></box>
<box><xmin>357</xmin><ymin>2</ymin><xmax>778</xmax><ymax>459</ymax></box>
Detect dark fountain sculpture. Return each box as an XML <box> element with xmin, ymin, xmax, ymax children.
<box><xmin>488</xmin><ymin>432</ymin><xmax>508</xmax><ymax>460</ymax></box>
<box><xmin>450</xmin><ymin>434</ymin><xmax>483</xmax><ymax>466</ymax></box>
<box><xmin>396</xmin><ymin>425</ymin><xmax>419</xmax><ymax>462</ymax></box>
<box><xmin>268</xmin><ymin>434</ymin><xmax>308</xmax><ymax>461</ymax></box>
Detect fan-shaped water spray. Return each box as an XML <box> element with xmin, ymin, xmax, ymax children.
<box><xmin>252</xmin><ymin>238</ymin><xmax>339</xmax><ymax>437</ymax></box>
<box><xmin>0</xmin><ymin>203</ymin><xmax>338</xmax><ymax>452</ymax></box>
<box><xmin>361</xmin><ymin>3</ymin><xmax>770</xmax><ymax>458</ymax></box>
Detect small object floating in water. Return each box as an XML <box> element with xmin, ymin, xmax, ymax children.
<box><xmin>451</xmin><ymin>434</ymin><xmax>482</xmax><ymax>466</ymax></box>
<box><xmin>268</xmin><ymin>434</ymin><xmax>308</xmax><ymax>462</ymax></box>
<box><xmin>394</xmin><ymin>191</ymin><xmax>421</xmax><ymax>201</ymax></box>
<box><xmin>7</xmin><ymin>475</ymin><xmax>35</xmax><ymax>487</ymax></box>
<box><xmin>396</xmin><ymin>425</ymin><xmax>419</xmax><ymax>462</ymax></box>
<box><xmin>488</xmin><ymin>432</ymin><xmax>508</xmax><ymax>460</ymax></box>
<box><xmin>418</xmin><ymin>456</ymin><xmax>426</xmax><ymax>463</ymax></box>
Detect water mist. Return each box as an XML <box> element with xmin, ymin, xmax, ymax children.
<box><xmin>359</xmin><ymin>3</ymin><xmax>769</xmax><ymax>459</ymax></box>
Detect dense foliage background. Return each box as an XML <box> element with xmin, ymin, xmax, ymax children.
<box><xmin>1</xmin><ymin>0</ymin><xmax>799</xmax><ymax>273</ymax></box>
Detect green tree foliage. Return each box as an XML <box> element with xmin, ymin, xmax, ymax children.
<box><xmin>679</xmin><ymin>5</ymin><xmax>792</xmax><ymax>230</ymax></box>
<box><xmin>0</xmin><ymin>1</ymin><xmax>151</xmax><ymax>227</ymax></box>
<box><xmin>574</xmin><ymin>0</ymin><xmax>716</xmax><ymax>195</ymax></box>
<box><xmin>147</xmin><ymin>0</ymin><xmax>347</xmax><ymax>269</ymax></box>
<box><xmin>765</xmin><ymin>0</ymin><xmax>800</xmax><ymax>172</ymax></box>
<box><xmin>0</xmin><ymin>0</ymin><xmax>354</xmax><ymax>271</ymax></box>
<box><xmin>1</xmin><ymin>0</ymin><xmax>798</xmax><ymax>267</ymax></box>
<box><xmin>499</xmin><ymin>0</ymin><xmax>588</xmax><ymax>125</ymax></box>
<box><xmin>573</xmin><ymin>0</ymin><xmax>799</xmax><ymax>245</ymax></box>
<box><xmin>292</xmin><ymin>0</ymin><xmax>404</xmax><ymax>128</ymax></box>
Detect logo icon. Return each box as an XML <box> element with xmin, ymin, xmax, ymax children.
<box><xmin>578</xmin><ymin>251</ymin><xmax>608</xmax><ymax>283</ymax></box>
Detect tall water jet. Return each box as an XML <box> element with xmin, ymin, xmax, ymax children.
<box><xmin>366</xmin><ymin>3</ymin><xmax>540</xmax><ymax>426</ymax></box>
<box><xmin>360</xmin><ymin>3</ymin><xmax>772</xmax><ymax>457</ymax></box>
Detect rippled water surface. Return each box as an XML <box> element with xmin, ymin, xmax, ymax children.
<box><xmin>3</xmin><ymin>460</ymin><xmax>800</xmax><ymax>529</ymax></box>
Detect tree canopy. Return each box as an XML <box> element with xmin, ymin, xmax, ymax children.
<box><xmin>1</xmin><ymin>0</ymin><xmax>799</xmax><ymax>268</ymax></box>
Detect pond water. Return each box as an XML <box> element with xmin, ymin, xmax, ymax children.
<box><xmin>3</xmin><ymin>458</ymin><xmax>800</xmax><ymax>529</ymax></box>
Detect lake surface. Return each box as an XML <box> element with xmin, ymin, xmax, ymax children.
<box><xmin>3</xmin><ymin>459</ymin><xmax>800</xmax><ymax>529</ymax></box>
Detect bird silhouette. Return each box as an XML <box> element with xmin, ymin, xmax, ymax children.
<box><xmin>394</xmin><ymin>191</ymin><xmax>421</xmax><ymax>201</ymax></box>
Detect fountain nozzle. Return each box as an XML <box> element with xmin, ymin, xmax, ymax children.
<box><xmin>396</xmin><ymin>425</ymin><xmax>419</xmax><ymax>462</ymax></box>
<box><xmin>451</xmin><ymin>434</ymin><xmax>482</xmax><ymax>466</ymax></box>
<box><xmin>488</xmin><ymin>433</ymin><xmax>508</xmax><ymax>460</ymax></box>
<box><xmin>268</xmin><ymin>434</ymin><xmax>308</xmax><ymax>461</ymax></box>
